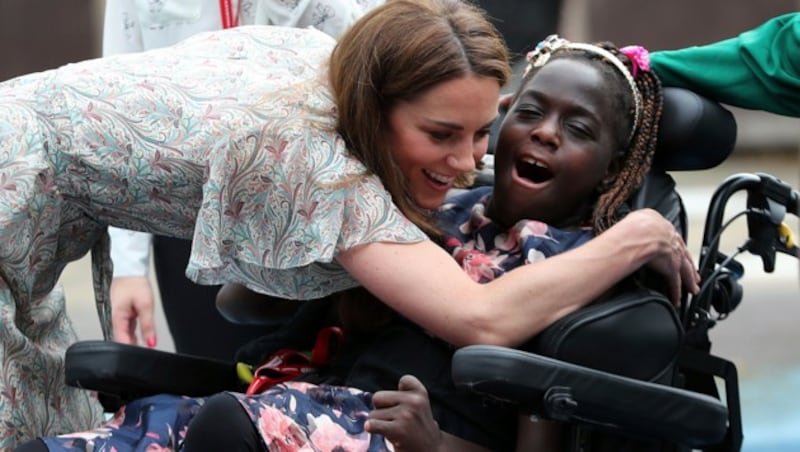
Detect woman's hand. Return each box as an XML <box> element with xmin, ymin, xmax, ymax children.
<box><xmin>616</xmin><ymin>209</ymin><xmax>700</xmax><ymax>305</ymax></box>
<box><xmin>110</xmin><ymin>276</ymin><xmax>157</xmax><ymax>348</ymax></box>
<box><xmin>366</xmin><ymin>375</ymin><xmax>444</xmax><ymax>452</ymax></box>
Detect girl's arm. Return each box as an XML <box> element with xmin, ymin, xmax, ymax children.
<box><xmin>366</xmin><ymin>375</ymin><xmax>490</xmax><ymax>452</ymax></box>
<box><xmin>337</xmin><ymin>208</ymin><xmax>697</xmax><ymax>348</ymax></box>
<box><xmin>515</xmin><ymin>415</ymin><xmax>567</xmax><ymax>451</ymax></box>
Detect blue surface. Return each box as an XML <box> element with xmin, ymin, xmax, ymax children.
<box><xmin>740</xmin><ymin>367</ymin><xmax>800</xmax><ymax>451</ymax></box>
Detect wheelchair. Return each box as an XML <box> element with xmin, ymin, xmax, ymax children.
<box><xmin>63</xmin><ymin>87</ymin><xmax>799</xmax><ymax>451</ymax></box>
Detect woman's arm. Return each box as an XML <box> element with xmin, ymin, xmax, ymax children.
<box><xmin>337</xmin><ymin>209</ymin><xmax>696</xmax><ymax>348</ymax></box>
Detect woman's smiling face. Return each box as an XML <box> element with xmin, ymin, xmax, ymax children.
<box><xmin>489</xmin><ymin>58</ymin><xmax>621</xmax><ymax>228</ymax></box>
<box><xmin>387</xmin><ymin>75</ymin><xmax>500</xmax><ymax>210</ymax></box>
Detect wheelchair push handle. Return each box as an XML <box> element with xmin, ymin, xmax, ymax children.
<box><xmin>699</xmin><ymin>172</ymin><xmax>798</xmax><ymax>276</ymax></box>
<box><xmin>749</xmin><ymin>172</ymin><xmax>798</xmax><ymax>217</ymax></box>
<box><xmin>687</xmin><ymin>172</ymin><xmax>797</xmax><ymax>329</ymax></box>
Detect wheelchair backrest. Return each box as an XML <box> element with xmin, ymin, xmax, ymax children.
<box><xmin>527</xmin><ymin>88</ymin><xmax>737</xmax><ymax>384</ymax></box>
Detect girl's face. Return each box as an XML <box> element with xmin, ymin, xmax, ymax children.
<box><xmin>490</xmin><ymin>58</ymin><xmax>620</xmax><ymax>228</ymax></box>
<box><xmin>387</xmin><ymin>75</ymin><xmax>500</xmax><ymax>210</ymax></box>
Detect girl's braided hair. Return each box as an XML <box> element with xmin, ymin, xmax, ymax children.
<box><xmin>522</xmin><ymin>37</ymin><xmax>664</xmax><ymax>234</ymax></box>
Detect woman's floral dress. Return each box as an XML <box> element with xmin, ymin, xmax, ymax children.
<box><xmin>0</xmin><ymin>25</ymin><xmax>425</xmax><ymax>448</ymax></box>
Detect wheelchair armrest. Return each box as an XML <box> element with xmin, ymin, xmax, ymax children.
<box><xmin>452</xmin><ymin>345</ymin><xmax>728</xmax><ymax>449</ymax></box>
<box><xmin>65</xmin><ymin>340</ymin><xmax>241</xmax><ymax>402</ymax></box>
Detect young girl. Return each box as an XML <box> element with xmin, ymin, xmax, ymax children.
<box><xmin>0</xmin><ymin>0</ymin><xmax>693</xmax><ymax>447</ymax></box>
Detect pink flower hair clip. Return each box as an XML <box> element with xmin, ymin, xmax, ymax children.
<box><xmin>620</xmin><ymin>45</ymin><xmax>651</xmax><ymax>78</ymax></box>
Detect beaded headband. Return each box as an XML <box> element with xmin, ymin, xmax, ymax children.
<box><xmin>524</xmin><ymin>35</ymin><xmax>650</xmax><ymax>144</ymax></box>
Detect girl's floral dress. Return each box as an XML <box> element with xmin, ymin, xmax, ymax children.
<box><xmin>41</xmin><ymin>384</ymin><xmax>391</xmax><ymax>452</ymax></box>
<box><xmin>437</xmin><ymin>186</ymin><xmax>595</xmax><ymax>280</ymax></box>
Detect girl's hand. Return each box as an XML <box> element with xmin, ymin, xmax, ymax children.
<box><xmin>366</xmin><ymin>375</ymin><xmax>443</xmax><ymax>452</ymax></box>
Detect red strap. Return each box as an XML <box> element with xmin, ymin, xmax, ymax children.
<box><xmin>310</xmin><ymin>326</ymin><xmax>343</xmax><ymax>366</ymax></box>
<box><xmin>244</xmin><ymin>326</ymin><xmax>344</xmax><ymax>396</ymax></box>
<box><xmin>218</xmin><ymin>0</ymin><xmax>238</xmax><ymax>29</ymax></box>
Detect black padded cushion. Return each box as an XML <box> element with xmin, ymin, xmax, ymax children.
<box><xmin>654</xmin><ymin>87</ymin><xmax>737</xmax><ymax>171</ymax></box>
<box><xmin>629</xmin><ymin>170</ymin><xmax>687</xmax><ymax>238</ymax></box>
<box><xmin>522</xmin><ymin>287</ymin><xmax>682</xmax><ymax>384</ymax></box>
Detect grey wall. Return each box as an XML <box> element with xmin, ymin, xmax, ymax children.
<box><xmin>0</xmin><ymin>0</ymin><xmax>103</xmax><ymax>82</ymax></box>
<box><xmin>572</xmin><ymin>0</ymin><xmax>800</xmax><ymax>151</ymax></box>
<box><xmin>587</xmin><ymin>0</ymin><xmax>797</xmax><ymax>49</ymax></box>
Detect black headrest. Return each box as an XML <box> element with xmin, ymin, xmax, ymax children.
<box><xmin>654</xmin><ymin>87</ymin><xmax>737</xmax><ymax>171</ymax></box>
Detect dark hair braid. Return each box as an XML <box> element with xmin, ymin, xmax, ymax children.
<box><xmin>587</xmin><ymin>43</ymin><xmax>663</xmax><ymax>234</ymax></box>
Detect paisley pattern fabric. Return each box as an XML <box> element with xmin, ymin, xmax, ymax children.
<box><xmin>0</xmin><ymin>287</ymin><xmax>104</xmax><ymax>450</ymax></box>
<box><xmin>0</xmin><ymin>26</ymin><xmax>424</xmax><ymax>447</ymax></box>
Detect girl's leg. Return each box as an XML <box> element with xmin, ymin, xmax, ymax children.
<box><xmin>182</xmin><ymin>393</ymin><xmax>262</xmax><ymax>452</ymax></box>
<box><xmin>12</xmin><ymin>439</ymin><xmax>48</xmax><ymax>452</ymax></box>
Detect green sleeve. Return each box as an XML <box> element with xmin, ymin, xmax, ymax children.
<box><xmin>650</xmin><ymin>13</ymin><xmax>800</xmax><ymax>117</ymax></box>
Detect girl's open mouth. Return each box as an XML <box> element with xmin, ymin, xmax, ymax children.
<box><xmin>516</xmin><ymin>157</ymin><xmax>554</xmax><ymax>184</ymax></box>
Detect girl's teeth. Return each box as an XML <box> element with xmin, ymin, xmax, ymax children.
<box><xmin>521</xmin><ymin>157</ymin><xmax>548</xmax><ymax>169</ymax></box>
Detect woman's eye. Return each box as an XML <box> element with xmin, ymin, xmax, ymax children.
<box><xmin>476</xmin><ymin>128</ymin><xmax>492</xmax><ymax>140</ymax></box>
<box><xmin>429</xmin><ymin>131</ymin><xmax>452</xmax><ymax>141</ymax></box>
